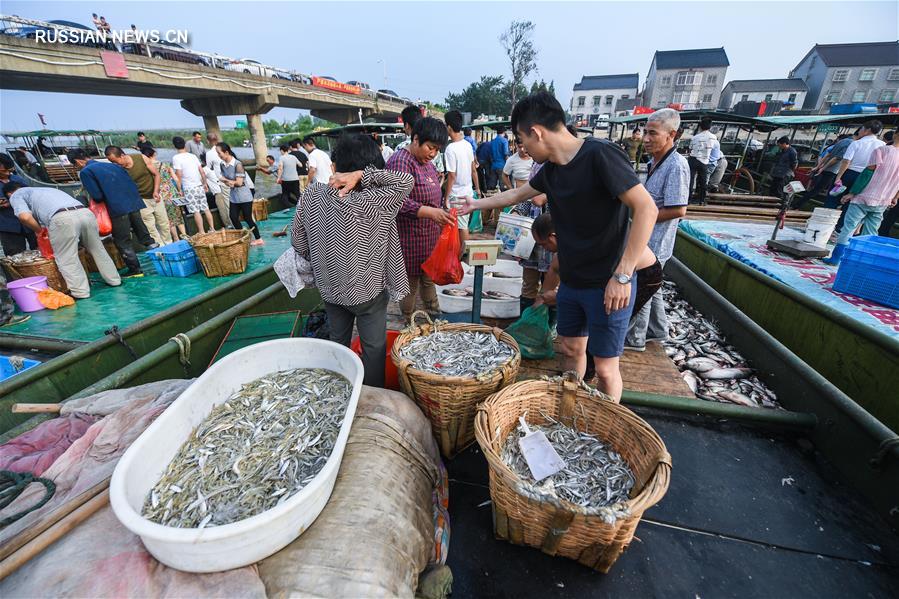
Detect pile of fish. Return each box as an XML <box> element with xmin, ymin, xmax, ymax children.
<box><xmin>442</xmin><ymin>287</ymin><xmax>516</xmax><ymax>300</ymax></box>
<box><xmin>4</xmin><ymin>250</ymin><xmax>46</xmax><ymax>264</ymax></box>
<box><xmin>662</xmin><ymin>282</ymin><xmax>779</xmax><ymax>409</ymax></box>
<box><xmin>398</xmin><ymin>330</ymin><xmax>516</xmax><ymax>377</ymax></box>
<box><xmin>483</xmin><ymin>272</ymin><xmax>519</xmax><ymax>279</ymax></box>
<box><xmin>142</xmin><ymin>368</ymin><xmax>351</xmax><ymax>529</ymax></box>
<box><xmin>501</xmin><ymin>414</ymin><xmax>635</xmax><ymax>517</ymax></box>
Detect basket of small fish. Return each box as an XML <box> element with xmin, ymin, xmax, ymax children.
<box><xmin>110</xmin><ymin>338</ymin><xmax>363</xmax><ymax>573</ymax></box>
<box><xmin>474</xmin><ymin>374</ymin><xmax>671</xmax><ymax>573</ymax></box>
<box><xmin>1</xmin><ymin>250</ymin><xmax>69</xmax><ymax>293</ymax></box>
<box><xmin>391</xmin><ymin>310</ymin><xmax>520</xmax><ymax>458</ymax></box>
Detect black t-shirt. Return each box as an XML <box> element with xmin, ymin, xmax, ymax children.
<box><xmin>290</xmin><ymin>150</ymin><xmax>309</xmax><ymax>176</ymax></box>
<box><xmin>137</xmin><ymin>140</ymin><xmax>154</xmax><ymax>154</ymax></box>
<box><xmin>529</xmin><ymin>138</ymin><xmax>640</xmax><ymax>289</ymax></box>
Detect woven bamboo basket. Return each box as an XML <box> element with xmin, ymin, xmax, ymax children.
<box><xmin>252</xmin><ymin>199</ymin><xmax>269</xmax><ymax>222</ymax></box>
<box><xmin>474</xmin><ymin>375</ymin><xmax>671</xmax><ymax>573</ymax></box>
<box><xmin>1</xmin><ymin>255</ymin><xmax>69</xmax><ymax>293</ymax></box>
<box><xmin>79</xmin><ymin>238</ymin><xmax>126</xmax><ymax>273</ymax></box>
<box><xmin>391</xmin><ymin>311</ymin><xmax>520</xmax><ymax>458</ymax></box>
<box><xmin>189</xmin><ymin>229</ymin><xmax>251</xmax><ymax>277</ymax></box>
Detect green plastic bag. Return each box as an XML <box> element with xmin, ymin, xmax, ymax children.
<box><xmin>468</xmin><ymin>209</ymin><xmax>483</xmax><ymax>233</ymax></box>
<box><xmin>506</xmin><ymin>304</ymin><xmax>554</xmax><ymax>360</ymax></box>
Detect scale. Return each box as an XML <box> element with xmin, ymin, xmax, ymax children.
<box><xmin>765</xmin><ymin>181</ymin><xmax>830</xmax><ymax>258</ymax></box>
<box><xmin>462</xmin><ymin>239</ymin><xmax>503</xmax><ymax>324</ymax></box>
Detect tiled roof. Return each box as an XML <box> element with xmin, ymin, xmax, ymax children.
<box><xmin>573</xmin><ymin>73</ymin><xmax>639</xmax><ymax>91</ymax></box>
<box><xmin>653</xmin><ymin>47</ymin><xmax>729</xmax><ymax>69</ymax></box>
<box><xmin>724</xmin><ymin>78</ymin><xmax>808</xmax><ymax>92</ymax></box>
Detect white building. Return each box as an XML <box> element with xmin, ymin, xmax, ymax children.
<box><xmin>642</xmin><ymin>48</ymin><xmax>729</xmax><ymax>110</ymax></box>
<box><xmin>718</xmin><ymin>79</ymin><xmax>808</xmax><ymax>111</ymax></box>
<box><xmin>570</xmin><ymin>74</ymin><xmax>639</xmax><ymax>127</ymax></box>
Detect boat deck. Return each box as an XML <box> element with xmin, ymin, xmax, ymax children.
<box><xmin>1</xmin><ymin>210</ymin><xmax>295</xmax><ymax>344</ymax></box>
<box><xmin>447</xmin><ymin>408</ymin><xmax>899</xmax><ymax>597</ymax></box>
<box><xmin>679</xmin><ymin>219</ymin><xmax>899</xmax><ymax>340</ymax></box>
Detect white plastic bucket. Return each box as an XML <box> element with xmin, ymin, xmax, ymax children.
<box><xmin>495</xmin><ymin>213</ymin><xmax>535</xmax><ymax>258</ymax></box>
<box><xmin>809</xmin><ymin>207</ymin><xmax>842</xmax><ymax>223</ymax></box>
<box><xmin>463</xmin><ymin>258</ymin><xmax>523</xmax><ymax>279</ymax></box>
<box><xmin>109</xmin><ymin>338</ymin><xmax>364</xmax><ymax>573</ymax></box>
<box><xmin>804</xmin><ymin>220</ymin><xmax>838</xmax><ymax>246</ymax></box>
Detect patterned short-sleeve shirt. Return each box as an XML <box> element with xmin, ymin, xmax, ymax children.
<box><xmin>645</xmin><ymin>149</ymin><xmax>690</xmax><ymax>262</ymax></box>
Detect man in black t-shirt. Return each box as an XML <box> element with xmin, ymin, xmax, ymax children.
<box><xmin>461</xmin><ymin>92</ymin><xmax>658</xmax><ymax>401</ymax></box>
<box><xmin>289</xmin><ymin>139</ymin><xmax>310</xmax><ymax>191</ymax></box>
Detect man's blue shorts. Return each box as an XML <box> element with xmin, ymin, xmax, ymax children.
<box><xmin>556</xmin><ymin>282</ymin><xmax>637</xmax><ymax>358</ymax></box>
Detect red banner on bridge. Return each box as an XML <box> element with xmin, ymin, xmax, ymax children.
<box><xmin>101</xmin><ymin>51</ymin><xmax>128</xmax><ymax>78</ymax></box>
<box><xmin>311</xmin><ymin>77</ymin><xmax>361</xmax><ymax>95</ymax></box>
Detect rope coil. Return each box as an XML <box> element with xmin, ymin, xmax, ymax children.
<box><xmin>0</xmin><ymin>470</ymin><xmax>56</xmax><ymax>528</ymax></box>
<box><xmin>169</xmin><ymin>333</ymin><xmax>192</xmax><ymax>373</ymax></box>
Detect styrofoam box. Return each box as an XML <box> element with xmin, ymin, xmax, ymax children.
<box><xmin>110</xmin><ymin>339</ymin><xmax>364</xmax><ymax>573</ymax></box>
<box><xmin>437</xmin><ymin>283</ymin><xmax>521</xmax><ymax>319</ymax></box>
<box><xmin>463</xmin><ymin>259</ymin><xmax>524</xmax><ymax>278</ymax></box>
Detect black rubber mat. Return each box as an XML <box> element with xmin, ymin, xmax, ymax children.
<box><xmin>445</xmin><ymin>410</ymin><xmax>899</xmax><ymax>597</ymax></box>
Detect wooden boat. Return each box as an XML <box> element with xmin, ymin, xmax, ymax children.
<box><xmin>674</xmin><ymin>229</ymin><xmax>899</xmax><ymax>435</ymax></box>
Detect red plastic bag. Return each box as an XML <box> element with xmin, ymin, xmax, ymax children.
<box><xmin>37</xmin><ymin>228</ymin><xmax>54</xmax><ymax>259</ymax></box>
<box><xmin>421</xmin><ymin>209</ymin><xmax>463</xmax><ymax>286</ymax></box>
<box><xmin>89</xmin><ymin>199</ymin><xmax>112</xmax><ymax>236</ymax></box>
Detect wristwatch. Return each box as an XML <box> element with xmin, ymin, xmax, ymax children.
<box><xmin>612</xmin><ymin>272</ymin><xmax>632</xmax><ymax>285</ymax></box>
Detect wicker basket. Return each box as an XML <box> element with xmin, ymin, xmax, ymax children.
<box><xmin>1</xmin><ymin>255</ymin><xmax>69</xmax><ymax>293</ymax></box>
<box><xmin>79</xmin><ymin>238</ymin><xmax>126</xmax><ymax>273</ymax></box>
<box><xmin>252</xmin><ymin>199</ymin><xmax>269</xmax><ymax>222</ymax></box>
<box><xmin>391</xmin><ymin>311</ymin><xmax>521</xmax><ymax>458</ymax></box>
<box><xmin>189</xmin><ymin>229</ymin><xmax>251</xmax><ymax>277</ymax></box>
<box><xmin>474</xmin><ymin>375</ymin><xmax>671</xmax><ymax>573</ymax></box>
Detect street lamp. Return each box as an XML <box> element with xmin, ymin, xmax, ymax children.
<box><xmin>377</xmin><ymin>59</ymin><xmax>387</xmax><ymax>90</ymax></box>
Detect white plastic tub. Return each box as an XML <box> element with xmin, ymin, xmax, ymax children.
<box><xmin>109</xmin><ymin>339</ymin><xmax>364</xmax><ymax>573</ymax></box>
<box><xmin>463</xmin><ymin>259</ymin><xmax>523</xmax><ymax>279</ymax></box>
<box><xmin>437</xmin><ymin>283</ymin><xmax>520</xmax><ymax>318</ymax></box>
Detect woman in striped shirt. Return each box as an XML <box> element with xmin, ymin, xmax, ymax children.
<box><xmin>291</xmin><ymin>134</ymin><xmax>413</xmax><ymax>387</ymax></box>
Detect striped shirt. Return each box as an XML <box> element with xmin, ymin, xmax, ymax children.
<box><xmin>386</xmin><ymin>148</ymin><xmax>443</xmax><ymax>277</ymax></box>
<box><xmin>291</xmin><ymin>168</ymin><xmax>412</xmax><ymax>306</ymax></box>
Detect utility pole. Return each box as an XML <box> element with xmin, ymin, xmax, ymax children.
<box><xmin>377</xmin><ymin>59</ymin><xmax>387</xmax><ymax>90</ymax></box>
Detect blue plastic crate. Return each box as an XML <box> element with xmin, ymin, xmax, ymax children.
<box><xmin>833</xmin><ymin>236</ymin><xmax>899</xmax><ymax>309</ymax></box>
<box><xmin>148</xmin><ymin>240</ymin><xmax>200</xmax><ymax>277</ymax></box>
<box><xmin>1</xmin><ymin>355</ymin><xmax>40</xmax><ymax>382</ymax></box>
<box><xmin>843</xmin><ymin>236</ymin><xmax>899</xmax><ymax>274</ymax></box>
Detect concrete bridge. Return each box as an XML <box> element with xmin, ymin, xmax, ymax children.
<box><xmin>0</xmin><ymin>35</ymin><xmax>411</xmax><ymax>164</ymax></box>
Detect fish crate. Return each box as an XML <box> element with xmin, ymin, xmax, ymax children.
<box><xmin>474</xmin><ymin>376</ymin><xmax>671</xmax><ymax>573</ymax></box>
<box><xmin>0</xmin><ymin>355</ymin><xmax>41</xmax><ymax>382</ymax></box>
<box><xmin>148</xmin><ymin>240</ymin><xmax>201</xmax><ymax>278</ymax></box>
<box><xmin>833</xmin><ymin>236</ymin><xmax>899</xmax><ymax>309</ymax></box>
<box><xmin>391</xmin><ymin>311</ymin><xmax>521</xmax><ymax>458</ymax></box>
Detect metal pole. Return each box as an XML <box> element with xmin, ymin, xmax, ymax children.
<box><xmin>620</xmin><ymin>390</ymin><xmax>817</xmax><ymax>430</ymax></box>
<box><xmin>471</xmin><ymin>265</ymin><xmax>484</xmax><ymax>324</ymax></box>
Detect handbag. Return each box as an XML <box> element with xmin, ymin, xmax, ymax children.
<box><xmin>88</xmin><ymin>199</ymin><xmax>112</xmax><ymax>236</ymax></box>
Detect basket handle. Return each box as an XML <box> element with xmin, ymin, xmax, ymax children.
<box><xmin>559</xmin><ymin>371</ymin><xmax>579</xmax><ymax>426</ymax></box>
<box><xmin>631</xmin><ymin>450</ymin><xmax>673</xmax><ymax>504</ymax></box>
<box><xmin>405</xmin><ymin>310</ymin><xmax>435</xmax><ymax>335</ymax></box>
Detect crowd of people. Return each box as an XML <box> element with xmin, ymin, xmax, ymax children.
<box><xmin>1</xmin><ymin>92</ymin><xmax>896</xmax><ymax>402</ymax></box>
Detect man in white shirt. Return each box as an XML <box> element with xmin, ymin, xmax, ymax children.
<box><xmin>302</xmin><ymin>137</ymin><xmax>333</xmax><ymax>185</ymax></box>
<box><xmin>688</xmin><ymin>116</ymin><xmax>715</xmax><ymax>205</ymax></box>
<box><xmin>502</xmin><ymin>144</ymin><xmax>535</xmax><ymax>190</ymax></box>
<box><xmin>832</xmin><ymin>119</ymin><xmax>885</xmax><ymax>231</ymax></box>
<box><xmin>443</xmin><ymin>110</ymin><xmax>480</xmax><ymax>243</ymax></box>
<box><xmin>172</xmin><ymin>136</ymin><xmax>214</xmax><ymax>234</ymax></box>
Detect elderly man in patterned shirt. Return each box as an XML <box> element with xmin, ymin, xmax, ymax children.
<box><xmin>624</xmin><ymin>108</ymin><xmax>689</xmax><ymax>352</ymax></box>
<box><xmin>386</xmin><ymin>117</ymin><xmax>452</xmax><ymax>323</ymax></box>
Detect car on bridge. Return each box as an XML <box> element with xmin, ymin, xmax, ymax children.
<box><xmin>225</xmin><ymin>58</ymin><xmax>290</xmax><ymax>79</ymax></box>
<box><xmin>124</xmin><ymin>40</ymin><xmax>209</xmax><ymax>66</ymax></box>
<box><xmin>377</xmin><ymin>89</ymin><xmax>401</xmax><ymax>101</ymax></box>
<box><xmin>1</xmin><ymin>19</ymin><xmax>102</xmax><ymax>48</ymax></box>
<box><xmin>348</xmin><ymin>81</ymin><xmax>376</xmax><ymax>97</ymax></box>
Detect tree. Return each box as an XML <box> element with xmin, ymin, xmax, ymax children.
<box><xmin>445</xmin><ymin>75</ymin><xmax>510</xmax><ymax>117</ymax></box>
<box><xmin>529</xmin><ymin>79</ymin><xmax>555</xmax><ymax>96</ymax></box>
<box><xmin>263</xmin><ymin>119</ymin><xmax>284</xmax><ymax>134</ymax></box>
<box><xmin>499</xmin><ymin>21</ymin><xmax>538</xmax><ymax>107</ymax></box>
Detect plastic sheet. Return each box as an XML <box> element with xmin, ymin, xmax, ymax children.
<box><xmin>0</xmin><ymin>413</ymin><xmax>99</xmax><ymax>477</ymax></box>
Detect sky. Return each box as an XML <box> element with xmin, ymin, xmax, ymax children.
<box><xmin>1</xmin><ymin>0</ymin><xmax>897</xmax><ymax>131</ymax></box>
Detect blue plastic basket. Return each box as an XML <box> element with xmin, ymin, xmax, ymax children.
<box><xmin>833</xmin><ymin>236</ymin><xmax>899</xmax><ymax>308</ymax></box>
<box><xmin>1</xmin><ymin>355</ymin><xmax>40</xmax><ymax>382</ymax></box>
<box><xmin>148</xmin><ymin>240</ymin><xmax>201</xmax><ymax>278</ymax></box>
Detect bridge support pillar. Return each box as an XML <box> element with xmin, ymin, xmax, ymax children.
<box><xmin>246</xmin><ymin>114</ymin><xmax>269</xmax><ymax>170</ymax></box>
<box><xmin>202</xmin><ymin>115</ymin><xmax>222</xmax><ymax>141</ymax></box>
